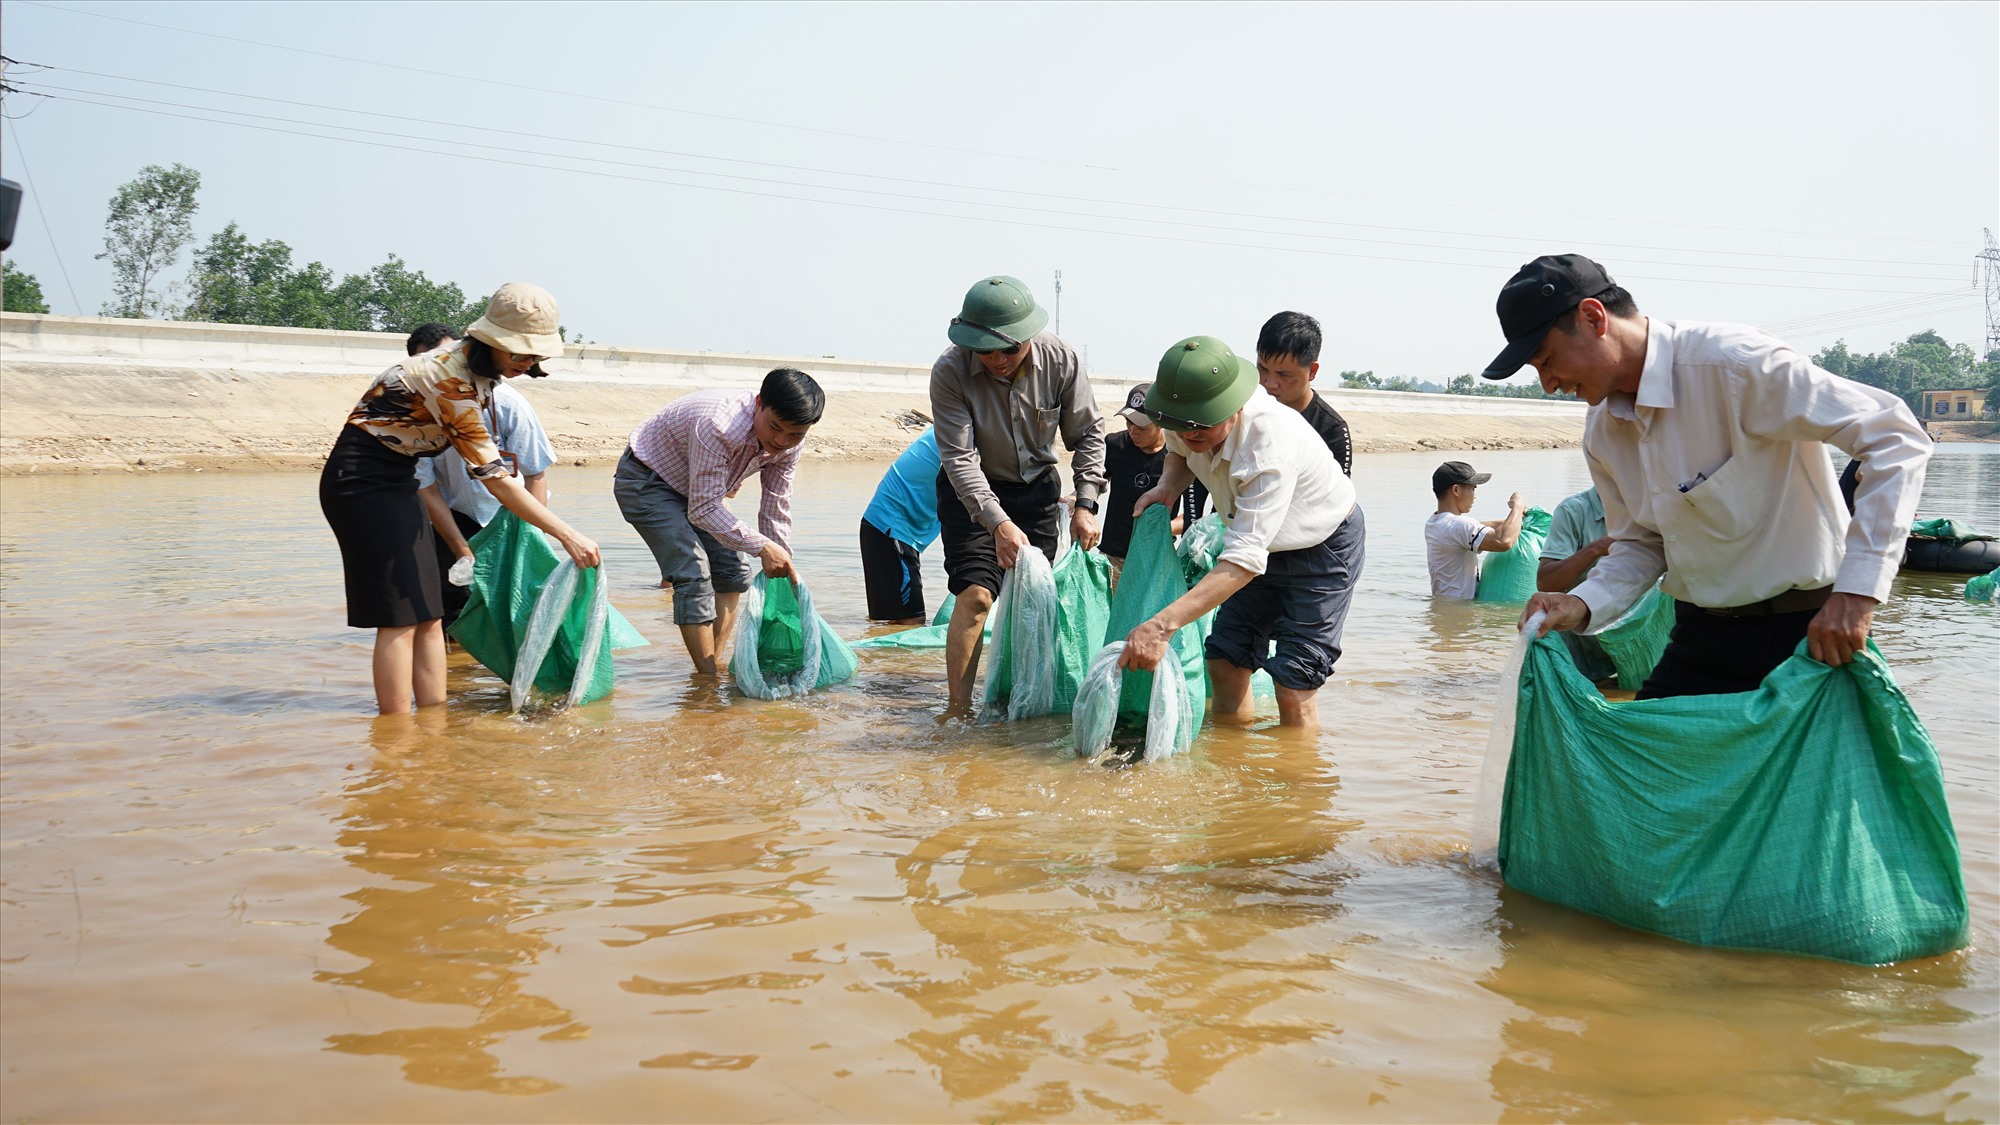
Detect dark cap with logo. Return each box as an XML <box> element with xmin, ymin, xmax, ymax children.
<box><xmin>1118</xmin><ymin>382</ymin><xmax>1154</xmax><ymax>422</ymax></box>
<box><xmin>1432</xmin><ymin>461</ymin><xmax>1492</xmax><ymax>492</ymax></box>
<box><xmin>1480</xmin><ymin>254</ymin><xmax>1617</xmax><ymax>380</ymax></box>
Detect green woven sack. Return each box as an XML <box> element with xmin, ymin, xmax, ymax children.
<box><xmin>1593</xmin><ymin>585</ymin><xmax>1675</xmax><ymax>691</ymax></box>
<box><xmin>1474</xmin><ymin>507</ymin><xmax>1551</xmax><ymax>604</ymax></box>
<box><xmin>1963</xmin><ymin>566</ymin><xmax>1999</xmax><ymax>602</ymax></box>
<box><xmin>1910</xmin><ymin>517</ymin><xmax>1995</xmax><ymax>543</ymax></box>
<box><xmin>1105</xmin><ymin>506</ymin><xmax>1208</xmax><ymax>728</ymax></box>
<box><xmin>729</xmin><ymin>574</ymin><xmax>858</xmax><ymax>699</ymax></box>
<box><xmin>983</xmin><ymin>545</ymin><xmax>1112</xmax><ymax>719</ymax></box>
<box><xmin>1500</xmin><ymin>634</ymin><xmax>1968</xmax><ymax>965</ymax></box>
<box><xmin>449</xmin><ymin>511</ymin><xmax>649</xmax><ymax>706</ymax></box>
<box><xmin>754</xmin><ymin>577</ymin><xmax>807</xmax><ymax>678</ymax></box>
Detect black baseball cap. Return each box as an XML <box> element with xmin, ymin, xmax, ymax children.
<box><xmin>1480</xmin><ymin>254</ymin><xmax>1617</xmax><ymax>379</ymax></box>
<box><xmin>1432</xmin><ymin>461</ymin><xmax>1492</xmax><ymax>492</ymax></box>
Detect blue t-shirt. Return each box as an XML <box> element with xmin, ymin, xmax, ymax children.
<box><xmin>862</xmin><ymin>428</ymin><xmax>942</xmax><ymax>550</ymax></box>
<box><xmin>413</xmin><ymin>382</ymin><xmax>557</xmax><ymax>526</ymax></box>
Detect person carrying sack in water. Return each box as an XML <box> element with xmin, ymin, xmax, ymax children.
<box><xmin>403</xmin><ymin>323</ymin><xmax>560</xmax><ymax>632</ymax></box>
<box><xmin>1492</xmin><ymin>254</ymin><xmax>1932</xmax><ymax>695</ymax></box>
<box><xmin>930</xmin><ymin>274</ymin><xmax>1107</xmax><ymax>715</ymax></box>
<box><xmin>319</xmin><ymin>283</ymin><xmax>601</xmax><ymax>715</ymax></box>
<box><xmin>1117</xmin><ymin>336</ymin><xmax>1365</xmax><ymax>729</ymax></box>
<box><xmin>614</xmin><ymin>369</ymin><xmax>824</xmax><ymax>677</ymax></box>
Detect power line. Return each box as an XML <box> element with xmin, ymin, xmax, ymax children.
<box><xmin>1775</xmin><ymin>302</ymin><xmax>1983</xmax><ymax>342</ymax></box>
<box><xmin>1765</xmin><ymin>288</ymin><xmax>1977</xmax><ymax>334</ymax></box>
<box><xmin>34</xmin><ymin>89</ymin><xmax>1971</xmax><ymax>298</ymax></box>
<box><xmin>1</xmin><ymin>125</ymin><xmax>84</xmax><ymax>314</ymax></box>
<box><xmin>28</xmin><ymin>65</ymin><xmax>1972</xmax><ymax>274</ymax></box>
<box><xmin>17</xmin><ymin>0</ymin><xmax>1969</xmax><ymax>250</ymax></box>
<box><xmin>19</xmin><ymin>79</ymin><xmax>1977</xmax><ymax>287</ymax></box>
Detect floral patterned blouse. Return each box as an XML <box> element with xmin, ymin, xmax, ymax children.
<box><xmin>345</xmin><ymin>342</ymin><xmax>508</xmax><ymax>478</ymax></box>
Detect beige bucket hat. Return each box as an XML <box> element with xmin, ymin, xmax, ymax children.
<box><xmin>466</xmin><ymin>282</ymin><xmax>565</xmax><ymax>360</ymax></box>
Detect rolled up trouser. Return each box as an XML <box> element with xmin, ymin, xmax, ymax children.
<box><xmin>613</xmin><ymin>448</ymin><xmax>752</xmax><ymax>625</ymax></box>
<box><xmin>1205</xmin><ymin>505</ymin><xmax>1366</xmax><ymax>691</ymax></box>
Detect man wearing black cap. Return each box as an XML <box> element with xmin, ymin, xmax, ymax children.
<box><xmin>1426</xmin><ymin>461</ymin><xmax>1526</xmax><ymax>599</ymax></box>
<box><xmin>1485</xmin><ymin>254</ymin><xmax>1932</xmax><ymax>697</ymax></box>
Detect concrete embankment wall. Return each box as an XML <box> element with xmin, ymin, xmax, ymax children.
<box><xmin>0</xmin><ymin>312</ymin><xmax>1585</xmax><ymax>473</ymax></box>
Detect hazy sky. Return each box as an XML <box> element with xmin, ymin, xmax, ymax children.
<box><xmin>3</xmin><ymin>1</ymin><xmax>1994</xmax><ymax>383</ymax></box>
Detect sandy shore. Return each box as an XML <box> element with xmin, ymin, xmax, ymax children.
<box><xmin>0</xmin><ymin>362</ymin><xmax>1584</xmax><ymax>475</ymax></box>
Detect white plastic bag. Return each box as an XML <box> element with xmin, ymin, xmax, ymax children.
<box><xmin>1471</xmin><ymin>610</ymin><xmax>1544</xmax><ymax>868</ymax></box>
<box><xmin>447</xmin><ymin>555</ymin><xmax>475</xmax><ymax>587</ymax></box>
<box><xmin>981</xmin><ymin>548</ymin><xmax>1058</xmax><ymax>721</ymax></box>
<box><xmin>510</xmin><ymin>559</ymin><xmax>609</xmax><ymax>713</ymax></box>
<box><xmin>1071</xmin><ymin>641</ymin><xmax>1196</xmax><ymax>763</ymax></box>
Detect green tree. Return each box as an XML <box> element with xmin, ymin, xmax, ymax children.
<box><xmin>2</xmin><ymin>260</ymin><xmax>51</xmax><ymax>313</ymax></box>
<box><xmin>355</xmin><ymin>255</ymin><xmax>485</xmax><ymax>335</ymax></box>
<box><xmin>1340</xmin><ymin>369</ymin><xmax>1380</xmax><ymax>390</ymax></box>
<box><xmin>183</xmin><ymin>224</ymin><xmax>371</xmax><ymax>330</ymax></box>
<box><xmin>1813</xmin><ymin>330</ymin><xmax>1982</xmax><ymax>412</ymax></box>
<box><xmin>96</xmin><ymin>163</ymin><xmax>201</xmax><ymax>318</ymax></box>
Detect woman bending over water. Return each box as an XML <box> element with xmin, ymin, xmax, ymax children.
<box><xmin>320</xmin><ymin>282</ymin><xmax>601</xmax><ymax>713</ymax></box>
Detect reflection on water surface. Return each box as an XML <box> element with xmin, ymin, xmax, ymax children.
<box><xmin>1</xmin><ymin>447</ymin><xmax>1994</xmax><ymax>1122</ymax></box>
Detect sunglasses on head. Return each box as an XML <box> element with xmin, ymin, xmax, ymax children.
<box><xmin>953</xmin><ymin>316</ymin><xmax>1024</xmax><ymax>357</ymax></box>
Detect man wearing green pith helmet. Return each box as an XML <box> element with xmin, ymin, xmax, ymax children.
<box><xmin>930</xmin><ymin>275</ymin><xmax>1107</xmax><ymax>715</ymax></box>
<box><xmin>1122</xmin><ymin>337</ymin><xmax>1364</xmax><ymax>729</ymax></box>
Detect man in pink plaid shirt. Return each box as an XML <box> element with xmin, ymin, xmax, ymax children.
<box><xmin>614</xmin><ymin>368</ymin><xmax>825</xmax><ymax>675</ymax></box>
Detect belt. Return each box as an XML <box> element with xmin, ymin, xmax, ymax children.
<box><xmin>1701</xmin><ymin>585</ymin><xmax>1834</xmax><ymax>618</ymax></box>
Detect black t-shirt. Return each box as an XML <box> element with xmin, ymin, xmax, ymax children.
<box><xmin>1101</xmin><ymin>431</ymin><xmax>1209</xmax><ymax>558</ymax></box>
<box><xmin>1301</xmin><ymin>392</ymin><xmax>1354</xmax><ymax>477</ymax></box>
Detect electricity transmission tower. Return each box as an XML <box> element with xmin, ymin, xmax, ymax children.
<box><xmin>1980</xmin><ymin>229</ymin><xmax>2000</xmax><ymax>355</ymax></box>
<box><xmin>1053</xmin><ymin>269</ymin><xmax>1063</xmax><ymax>336</ymax></box>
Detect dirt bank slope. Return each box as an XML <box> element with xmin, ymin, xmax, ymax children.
<box><xmin>0</xmin><ymin>363</ymin><xmax>1582</xmax><ymax>474</ymax></box>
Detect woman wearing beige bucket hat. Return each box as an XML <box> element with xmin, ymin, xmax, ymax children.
<box><xmin>320</xmin><ymin>282</ymin><xmax>602</xmax><ymax>714</ymax></box>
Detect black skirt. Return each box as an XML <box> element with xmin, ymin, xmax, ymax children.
<box><xmin>320</xmin><ymin>424</ymin><xmax>442</xmax><ymax>628</ymax></box>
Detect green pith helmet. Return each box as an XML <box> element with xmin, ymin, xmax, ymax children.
<box><xmin>1143</xmin><ymin>336</ymin><xmax>1257</xmax><ymax>431</ymax></box>
<box><xmin>948</xmin><ymin>275</ymin><xmax>1049</xmax><ymax>350</ymax></box>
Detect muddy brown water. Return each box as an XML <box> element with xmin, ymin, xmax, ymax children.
<box><xmin>2</xmin><ymin>446</ymin><xmax>1995</xmax><ymax>1123</ymax></box>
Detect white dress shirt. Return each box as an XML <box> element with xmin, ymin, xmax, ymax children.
<box><xmin>1164</xmin><ymin>386</ymin><xmax>1356</xmax><ymax>576</ymax></box>
<box><xmin>1572</xmin><ymin>318</ymin><xmax>1930</xmax><ymax>631</ymax></box>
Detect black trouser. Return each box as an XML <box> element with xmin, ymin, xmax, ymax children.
<box><xmin>427</xmin><ymin>508</ymin><xmax>485</xmax><ymax>630</ymax></box>
<box><xmin>936</xmin><ymin>470</ymin><xmax>1061</xmax><ymax>597</ymax></box>
<box><xmin>1635</xmin><ymin>601</ymin><xmax>1816</xmax><ymax>700</ymax></box>
<box><xmin>859</xmin><ymin>517</ymin><xmax>926</xmax><ymax>621</ymax></box>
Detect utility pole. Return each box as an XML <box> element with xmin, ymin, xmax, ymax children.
<box><xmin>1979</xmin><ymin>229</ymin><xmax>2000</xmax><ymax>355</ymax></box>
<box><xmin>1053</xmin><ymin>269</ymin><xmax>1062</xmax><ymax>337</ymax></box>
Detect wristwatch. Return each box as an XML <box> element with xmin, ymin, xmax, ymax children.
<box><xmin>1074</xmin><ymin>498</ymin><xmax>1099</xmax><ymax>514</ymax></box>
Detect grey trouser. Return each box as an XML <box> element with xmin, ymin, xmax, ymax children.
<box><xmin>613</xmin><ymin>448</ymin><xmax>752</xmax><ymax>626</ymax></box>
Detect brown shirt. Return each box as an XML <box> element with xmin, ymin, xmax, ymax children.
<box><xmin>345</xmin><ymin>342</ymin><xmax>507</xmax><ymax>477</ymax></box>
<box><xmin>929</xmin><ymin>334</ymin><xmax>1106</xmax><ymax>530</ymax></box>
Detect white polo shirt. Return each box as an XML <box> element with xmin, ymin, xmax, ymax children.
<box><xmin>1163</xmin><ymin>386</ymin><xmax>1355</xmax><ymax>576</ymax></box>
<box><xmin>1425</xmin><ymin>511</ymin><xmax>1491</xmax><ymax>599</ymax></box>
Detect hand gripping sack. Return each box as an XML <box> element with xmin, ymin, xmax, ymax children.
<box><xmin>1069</xmin><ymin>505</ymin><xmax>1206</xmax><ymax>757</ymax></box>
<box><xmin>1073</xmin><ymin>641</ymin><xmax>1196</xmax><ymax>763</ymax></box>
<box><xmin>982</xmin><ymin>545</ymin><xmax>1112</xmax><ymax>720</ymax></box>
<box><xmin>449</xmin><ymin>511</ymin><xmax>650</xmax><ymax>710</ymax></box>
<box><xmin>1496</xmin><ymin>633</ymin><xmax>1968</xmax><ymax>965</ymax></box>
<box><xmin>729</xmin><ymin>573</ymin><xmax>858</xmax><ymax>699</ymax></box>
<box><xmin>1474</xmin><ymin>507</ymin><xmax>1552</xmax><ymax>604</ymax></box>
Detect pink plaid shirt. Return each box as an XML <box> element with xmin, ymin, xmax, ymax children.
<box><xmin>629</xmin><ymin>390</ymin><xmax>798</xmax><ymax>553</ymax></box>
